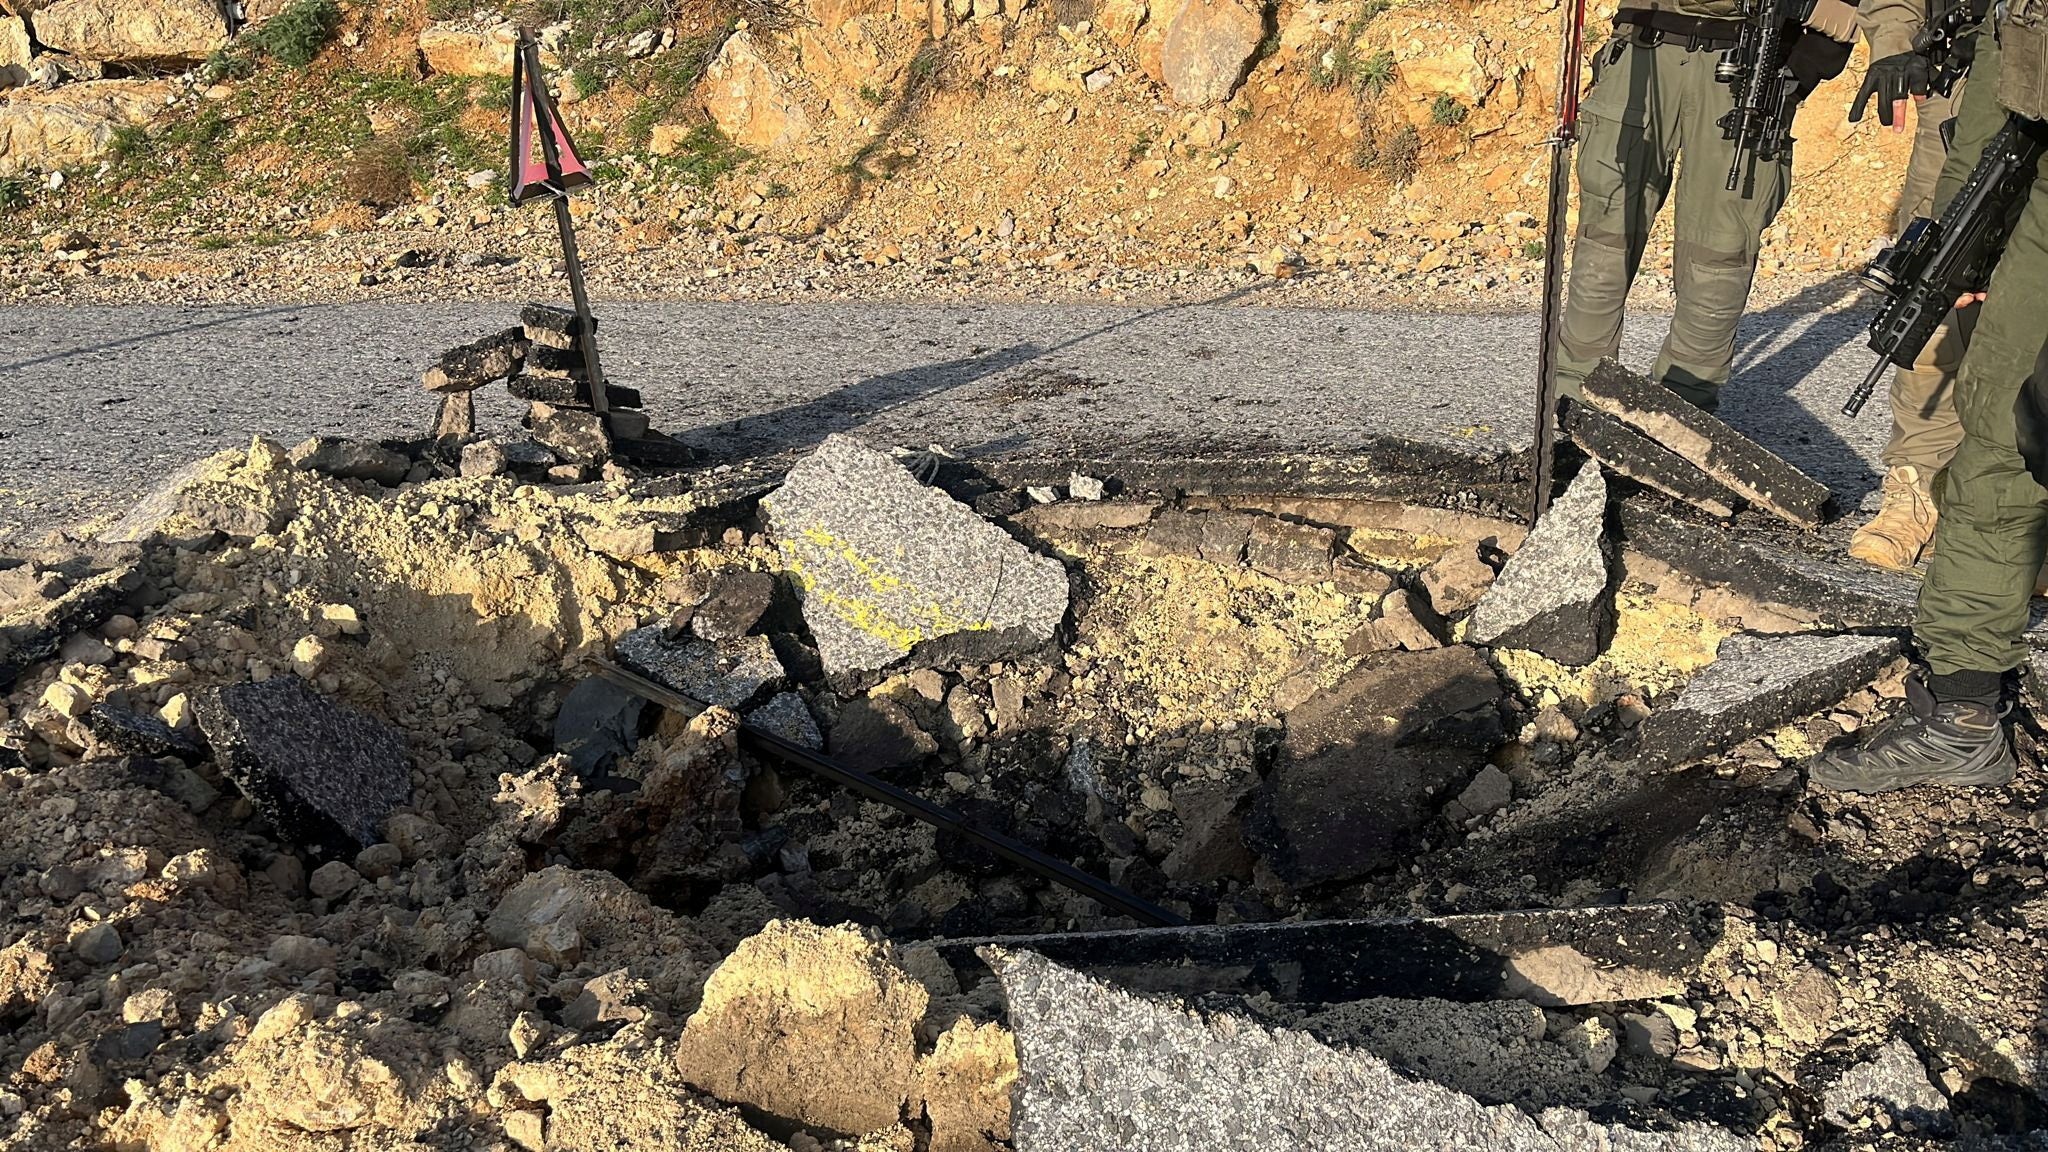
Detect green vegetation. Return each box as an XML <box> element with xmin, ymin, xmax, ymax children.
<box><xmin>650</xmin><ymin>122</ymin><xmax>749</xmax><ymax>185</ymax></box>
<box><xmin>243</xmin><ymin>0</ymin><xmax>342</xmax><ymax>67</ymax></box>
<box><xmin>1522</xmin><ymin>239</ymin><xmax>1546</xmax><ymax>260</ymax></box>
<box><xmin>1429</xmin><ymin>93</ymin><xmax>1468</xmax><ymax>127</ymax></box>
<box><xmin>1354</xmin><ymin>120</ymin><xmax>1420</xmax><ymax>184</ymax></box>
<box><xmin>0</xmin><ymin>177</ymin><xmax>28</xmax><ymax>213</ymax></box>
<box><xmin>1355</xmin><ymin>49</ymin><xmax>1395</xmax><ymax>95</ymax></box>
<box><xmin>857</xmin><ymin>83</ymin><xmax>888</xmax><ymax>107</ymax></box>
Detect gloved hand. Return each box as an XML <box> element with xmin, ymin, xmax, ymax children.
<box><xmin>1786</xmin><ymin>32</ymin><xmax>1855</xmax><ymax>98</ymax></box>
<box><xmin>1850</xmin><ymin>50</ymin><xmax>1933</xmax><ymax>123</ymax></box>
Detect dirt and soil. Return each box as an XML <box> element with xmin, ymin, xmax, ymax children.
<box><xmin>4</xmin><ymin>0</ymin><xmax>1923</xmax><ymax>313</ymax></box>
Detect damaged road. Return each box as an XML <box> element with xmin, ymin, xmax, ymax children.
<box><xmin>0</xmin><ymin>298</ymin><xmax>1896</xmax><ymax>541</ymax></box>
<box><xmin>0</xmin><ymin>312</ymin><xmax>2044</xmax><ymax>1152</ymax></box>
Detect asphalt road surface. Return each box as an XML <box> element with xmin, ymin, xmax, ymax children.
<box><xmin>0</xmin><ymin>284</ymin><xmax>1892</xmax><ymax>540</ymax></box>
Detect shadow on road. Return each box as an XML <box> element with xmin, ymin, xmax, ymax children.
<box><xmin>676</xmin><ymin>281</ymin><xmax>1276</xmax><ymax>461</ymax></box>
<box><xmin>0</xmin><ymin>303</ymin><xmax>327</xmax><ymax>376</ymax></box>
<box><xmin>1720</xmin><ymin>271</ymin><xmax>1885</xmax><ymax>509</ymax></box>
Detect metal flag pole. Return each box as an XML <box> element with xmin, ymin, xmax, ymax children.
<box><xmin>1531</xmin><ymin>0</ymin><xmax>1589</xmax><ymax>522</ymax></box>
<box><xmin>514</xmin><ymin>29</ymin><xmax>609</xmax><ymax>419</ymax></box>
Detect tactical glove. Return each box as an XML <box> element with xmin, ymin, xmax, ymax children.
<box><xmin>1850</xmin><ymin>51</ymin><xmax>1934</xmax><ymax>123</ymax></box>
<box><xmin>1786</xmin><ymin>32</ymin><xmax>1855</xmax><ymax>98</ymax></box>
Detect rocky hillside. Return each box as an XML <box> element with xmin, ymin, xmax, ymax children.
<box><xmin>0</xmin><ymin>0</ymin><xmax>1917</xmax><ymax>298</ymax></box>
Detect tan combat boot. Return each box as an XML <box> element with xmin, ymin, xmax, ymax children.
<box><xmin>1849</xmin><ymin>466</ymin><xmax>1938</xmax><ymax>571</ymax></box>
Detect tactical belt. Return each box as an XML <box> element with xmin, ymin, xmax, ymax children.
<box><xmin>1613</xmin><ymin>8</ymin><xmax>1745</xmax><ymax>49</ymax></box>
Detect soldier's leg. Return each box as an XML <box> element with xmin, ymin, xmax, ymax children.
<box><xmin>1914</xmin><ymin>185</ymin><xmax>2048</xmax><ymax>686</ymax></box>
<box><xmin>1655</xmin><ymin>45</ymin><xmax>1790</xmax><ymax>413</ymax></box>
<box><xmin>1854</xmin><ymin>309</ymin><xmax>1975</xmax><ymax>569</ymax></box>
<box><xmin>1853</xmin><ymin>91</ymin><xmax>1974</xmax><ymax>570</ymax></box>
<box><xmin>1813</xmin><ymin>185</ymin><xmax>2047</xmax><ymax>793</ymax></box>
<box><xmin>1554</xmin><ymin>36</ymin><xmax>1680</xmax><ymax>400</ymax></box>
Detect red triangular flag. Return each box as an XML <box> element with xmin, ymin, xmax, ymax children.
<box><xmin>509</xmin><ymin>40</ymin><xmax>591</xmax><ymax>205</ymax></box>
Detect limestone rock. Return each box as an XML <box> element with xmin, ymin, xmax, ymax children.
<box><xmin>0</xmin><ymin>940</ymin><xmax>55</xmax><ymax>1020</ymax></box>
<box><xmin>1637</xmin><ymin>632</ymin><xmax>1899</xmax><ymax>768</ymax></box>
<box><xmin>32</xmin><ymin>0</ymin><xmax>225</xmax><ymax>62</ymax></box>
<box><xmin>701</xmin><ymin>31</ymin><xmax>812</xmax><ymax>152</ymax></box>
<box><xmin>1159</xmin><ymin>0</ymin><xmax>1261</xmax><ymax>106</ymax></box>
<box><xmin>1416</xmin><ymin>544</ymin><xmax>1494</xmax><ymax>617</ymax></box>
<box><xmin>484</xmin><ymin>866</ymin><xmax>655</xmax><ymax>963</ymax></box>
<box><xmin>417</xmin><ymin>19</ymin><xmax>519</xmax><ymax>76</ymax></box>
<box><xmin>528</xmin><ymin>402</ymin><xmax>611</xmax><ymax>465</ymax></box>
<box><xmin>761</xmin><ymin>434</ymin><xmax>1069</xmax><ymax>675</ymax></box>
<box><xmin>1245</xmin><ymin>516</ymin><xmax>1335</xmax><ymax>581</ymax></box>
<box><xmin>917</xmin><ymin>1017</ymin><xmax>1017</xmax><ymax>1152</ymax></box>
<box><xmin>0</xmin><ymin>80</ymin><xmax>171</xmax><ymax>177</ymax></box>
<box><xmin>1466</xmin><ymin>463</ymin><xmax>1613</xmax><ymax>666</ymax></box>
<box><xmin>0</xmin><ymin>17</ymin><xmax>30</xmax><ymax>89</ymax></box>
<box><xmin>1246</xmin><ymin>646</ymin><xmax>1507</xmax><ymax>886</ymax></box>
<box><xmin>676</xmin><ymin>921</ymin><xmax>927</xmax><ymax>1134</ymax></box>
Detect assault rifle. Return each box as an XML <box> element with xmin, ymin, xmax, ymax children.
<box><xmin>1914</xmin><ymin>0</ymin><xmax>1990</xmax><ymax>96</ymax></box>
<box><xmin>1717</xmin><ymin>0</ymin><xmax>1805</xmax><ymax>194</ymax></box>
<box><xmin>1843</xmin><ymin>115</ymin><xmax>2048</xmax><ymax>418</ymax></box>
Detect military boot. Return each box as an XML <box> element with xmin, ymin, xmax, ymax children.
<box><xmin>1810</xmin><ymin>674</ymin><xmax>2015</xmax><ymax>794</ymax></box>
<box><xmin>1848</xmin><ymin>466</ymin><xmax>1938</xmax><ymax>571</ymax></box>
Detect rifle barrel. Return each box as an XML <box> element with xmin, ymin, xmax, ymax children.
<box><xmin>1844</xmin><ymin>356</ymin><xmax>1889</xmax><ymax>418</ymax></box>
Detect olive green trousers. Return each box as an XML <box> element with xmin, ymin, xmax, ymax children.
<box><xmin>1914</xmin><ymin>29</ymin><xmax>2048</xmax><ymax>677</ymax></box>
<box><xmin>1881</xmin><ymin>82</ymin><xmax>1971</xmax><ymax>473</ymax></box>
<box><xmin>1555</xmin><ymin>32</ymin><xmax>1794</xmax><ymax>412</ymax></box>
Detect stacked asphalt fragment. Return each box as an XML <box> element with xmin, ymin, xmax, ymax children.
<box><xmin>3</xmin><ymin>363</ymin><xmax>2048</xmax><ymax>1152</ymax></box>
<box><xmin>421</xmin><ymin>302</ymin><xmax>695</xmax><ymax>476</ymax></box>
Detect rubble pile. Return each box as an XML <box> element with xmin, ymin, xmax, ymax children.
<box><xmin>426</xmin><ymin>302</ymin><xmax>696</xmax><ymax>480</ymax></box>
<box><xmin>0</xmin><ymin>419</ymin><xmax>2045</xmax><ymax>1151</ymax></box>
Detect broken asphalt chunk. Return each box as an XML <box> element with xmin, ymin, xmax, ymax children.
<box><xmin>1467</xmin><ymin>462</ymin><xmax>1613</xmax><ymax>666</ymax></box>
<box><xmin>613</xmin><ymin>627</ymin><xmax>784</xmax><ymax>710</ymax></box>
<box><xmin>521</xmin><ymin>302</ymin><xmax>589</xmax><ymax>335</ymax></box>
<box><xmin>524</xmin><ymin>343</ymin><xmax>591</xmax><ymax>379</ymax></box>
<box><xmin>1637</xmin><ymin>632</ymin><xmax>1900</xmax><ymax>768</ymax></box>
<box><xmin>507</xmin><ymin>374</ymin><xmax>643</xmax><ymax>409</ymax></box>
<box><xmin>986</xmin><ymin>948</ymin><xmax>1747</xmax><ymax>1152</ymax></box>
<box><xmin>422</xmin><ymin>327</ymin><xmax>526</xmax><ymax>392</ymax></box>
<box><xmin>1561</xmin><ymin>400</ymin><xmax>1740</xmax><ymax>519</ymax></box>
<box><xmin>552</xmin><ymin>677</ymin><xmax>646</xmax><ymax>776</ymax></box>
<box><xmin>1618</xmin><ymin>503</ymin><xmax>1916</xmax><ymax>629</ymax></box>
<box><xmin>1583</xmin><ymin>360</ymin><xmax>1831</xmax><ymax>528</ymax></box>
<box><xmin>761</xmin><ymin>434</ymin><xmax>1070</xmax><ymax>675</ymax></box>
<box><xmin>1819</xmin><ymin>1038</ymin><xmax>1952</xmax><ymax>1133</ymax></box>
<box><xmin>0</xmin><ymin>563</ymin><xmax>142</xmax><ymax>690</ymax></box>
<box><xmin>289</xmin><ymin>436</ymin><xmax>410</xmax><ymax>488</ymax></box>
<box><xmin>1245</xmin><ymin>646</ymin><xmax>1507</xmax><ymax>887</ymax></box>
<box><xmin>83</xmin><ymin>705</ymin><xmax>206</xmax><ymax>761</ymax></box>
<box><xmin>193</xmin><ymin>676</ymin><xmax>413</xmax><ymax>855</ymax></box>
<box><xmin>939</xmin><ymin>902</ymin><xmax>1715</xmax><ymax>1007</ymax></box>
<box><xmin>745</xmin><ymin>692</ymin><xmax>822</xmax><ymax>749</ymax></box>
